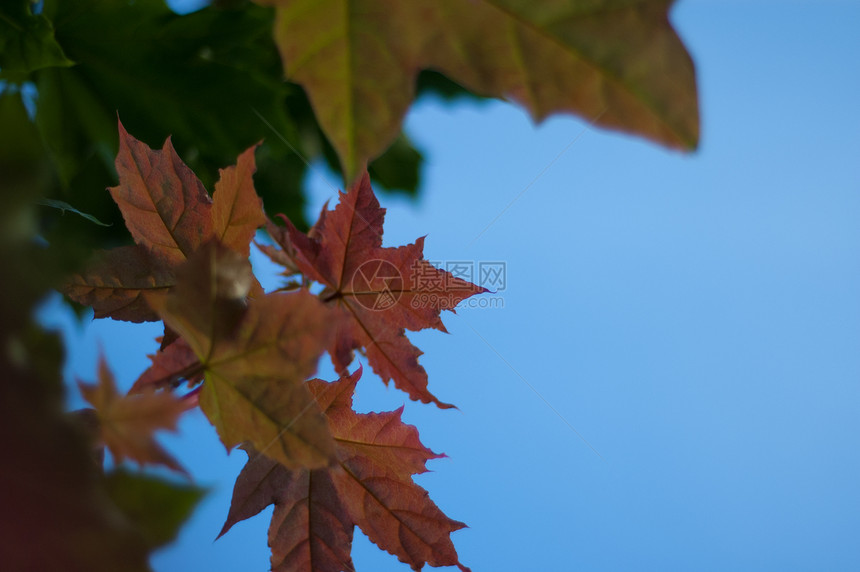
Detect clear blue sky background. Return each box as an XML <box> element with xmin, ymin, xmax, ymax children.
<box><xmin>40</xmin><ymin>1</ymin><xmax>860</xmax><ymax>570</ymax></box>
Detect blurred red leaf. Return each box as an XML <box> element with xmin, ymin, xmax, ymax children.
<box><xmin>78</xmin><ymin>353</ymin><xmax>187</xmax><ymax>474</ymax></box>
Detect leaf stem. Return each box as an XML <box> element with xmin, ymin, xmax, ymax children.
<box><xmin>180</xmin><ymin>384</ymin><xmax>203</xmax><ymax>409</ymax></box>
<box><xmin>129</xmin><ymin>361</ymin><xmax>205</xmax><ymax>394</ymax></box>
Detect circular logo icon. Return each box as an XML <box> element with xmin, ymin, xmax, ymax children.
<box><xmin>351</xmin><ymin>259</ymin><xmax>403</xmax><ymax>311</ymax></box>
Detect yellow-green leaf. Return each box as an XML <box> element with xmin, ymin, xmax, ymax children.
<box><xmin>155</xmin><ymin>243</ymin><xmax>338</xmax><ymax>470</ymax></box>
<box><xmin>0</xmin><ymin>2</ymin><xmax>73</xmax><ymax>77</ymax></box>
<box><xmin>260</xmin><ymin>0</ymin><xmax>699</xmax><ymax>180</ymax></box>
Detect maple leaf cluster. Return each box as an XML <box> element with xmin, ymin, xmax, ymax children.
<box><xmin>65</xmin><ymin>122</ymin><xmax>485</xmax><ymax>571</ymax></box>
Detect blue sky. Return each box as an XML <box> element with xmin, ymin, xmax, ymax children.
<box><xmin>40</xmin><ymin>1</ymin><xmax>860</xmax><ymax>570</ymax></box>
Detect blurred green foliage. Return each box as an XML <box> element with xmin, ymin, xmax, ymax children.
<box><xmin>0</xmin><ymin>0</ymin><xmax>478</xmax><ymax>255</ymax></box>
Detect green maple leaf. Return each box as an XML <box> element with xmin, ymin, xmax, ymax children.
<box><xmin>259</xmin><ymin>0</ymin><xmax>699</xmax><ymax>180</ymax></box>
<box><xmin>0</xmin><ymin>1</ymin><xmax>72</xmax><ymax>78</ymax></box>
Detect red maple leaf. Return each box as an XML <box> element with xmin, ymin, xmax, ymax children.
<box><xmin>220</xmin><ymin>368</ymin><xmax>470</xmax><ymax>572</ymax></box>
<box><xmin>64</xmin><ymin>122</ymin><xmax>264</xmax><ymax>322</ymax></box>
<box><xmin>266</xmin><ymin>173</ymin><xmax>487</xmax><ymax>408</ymax></box>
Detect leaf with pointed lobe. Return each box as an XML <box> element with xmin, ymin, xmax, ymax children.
<box><xmin>333</xmin><ymin>460</ymin><xmax>469</xmax><ymax>572</ymax></box>
<box><xmin>63</xmin><ymin>123</ymin><xmax>267</xmax><ymax>322</ymax></box>
<box><xmin>256</xmin><ymin>240</ymin><xmax>302</xmax><ymax>279</ymax></box>
<box><xmin>309</xmin><ymin>370</ymin><xmax>444</xmax><ymax>477</ymax></box>
<box><xmin>153</xmin><ymin>243</ymin><xmax>338</xmax><ymax>470</ymax></box>
<box><xmin>212</xmin><ymin>144</ymin><xmax>266</xmax><ymax>258</ymax></box>
<box><xmin>259</xmin><ymin>216</ymin><xmax>304</xmax><ymax>277</ymax></box>
<box><xmin>312</xmin><ymin>373</ymin><xmax>468</xmax><ymax>571</ymax></box>
<box><xmin>220</xmin><ymin>369</ymin><xmax>469</xmax><ymax>572</ymax></box>
<box><xmin>220</xmin><ymin>446</ymin><xmax>355</xmax><ymax>572</ymax></box>
<box><xmin>269</xmin><ymin>173</ymin><xmax>487</xmax><ymax>408</ymax></box>
<box><xmin>78</xmin><ymin>354</ymin><xmax>187</xmax><ymax>474</ymax></box>
<box><xmin>111</xmin><ymin>120</ymin><xmax>213</xmax><ymax>267</ymax></box>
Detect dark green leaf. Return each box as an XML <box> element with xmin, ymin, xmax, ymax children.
<box><xmin>103</xmin><ymin>470</ymin><xmax>207</xmax><ymax>550</ymax></box>
<box><xmin>37</xmin><ymin>198</ymin><xmax>111</xmax><ymax>226</ymax></box>
<box><xmin>0</xmin><ymin>89</ymin><xmax>53</xmax><ymax>239</ymax></box>
<box><xmin>368</xmin><ymin>132</ymin><xmax>424</xmax><ymax>197</ymax></box>
<box><xmin>0</xmin><ymin>1</ymin><xmax>73</xmax><ymax>78</ymax></box>
<box><xmin>35</xmin><ymin>0</ymin><xmax>307</xmax><ymax>244</ymax></box>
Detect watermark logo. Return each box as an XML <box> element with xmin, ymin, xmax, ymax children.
<box><xmin>410</xmin><ymin>292</ymin><xmax>506</xmax><ymax>310</ymax></box>
<box><xmin>427</xmin><ymin>261</ymin><xmax>507</xmax><ymax>292</ymax></box>
<box><xmin>351</xmin><ymin>259</ymin><xmax>507</xmax><ymax>311</ymax></box>
<box><xmin>351</xmin><ymin>259</ymin><xmax>403</xmax><ymax>311</ymax></box>
<box><xmin>445</xmin><ymin>261</ymin><xmax>474</xmax><ymax>288</ymax></box>
<box><xmin>479</xmin><ymin>261</ymin><xmax>506</xmax><ymax>291</ymax></box>
<box><xmin>411</xmin><ymin>261</ymin><xmax>446</xmax><ymax>292</ymax></box>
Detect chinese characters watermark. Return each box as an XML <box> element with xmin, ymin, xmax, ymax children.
<box><xmin>351</xmin><ymin>259</ymin><xmax>507</xmax><ymax>311</ymax></box>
